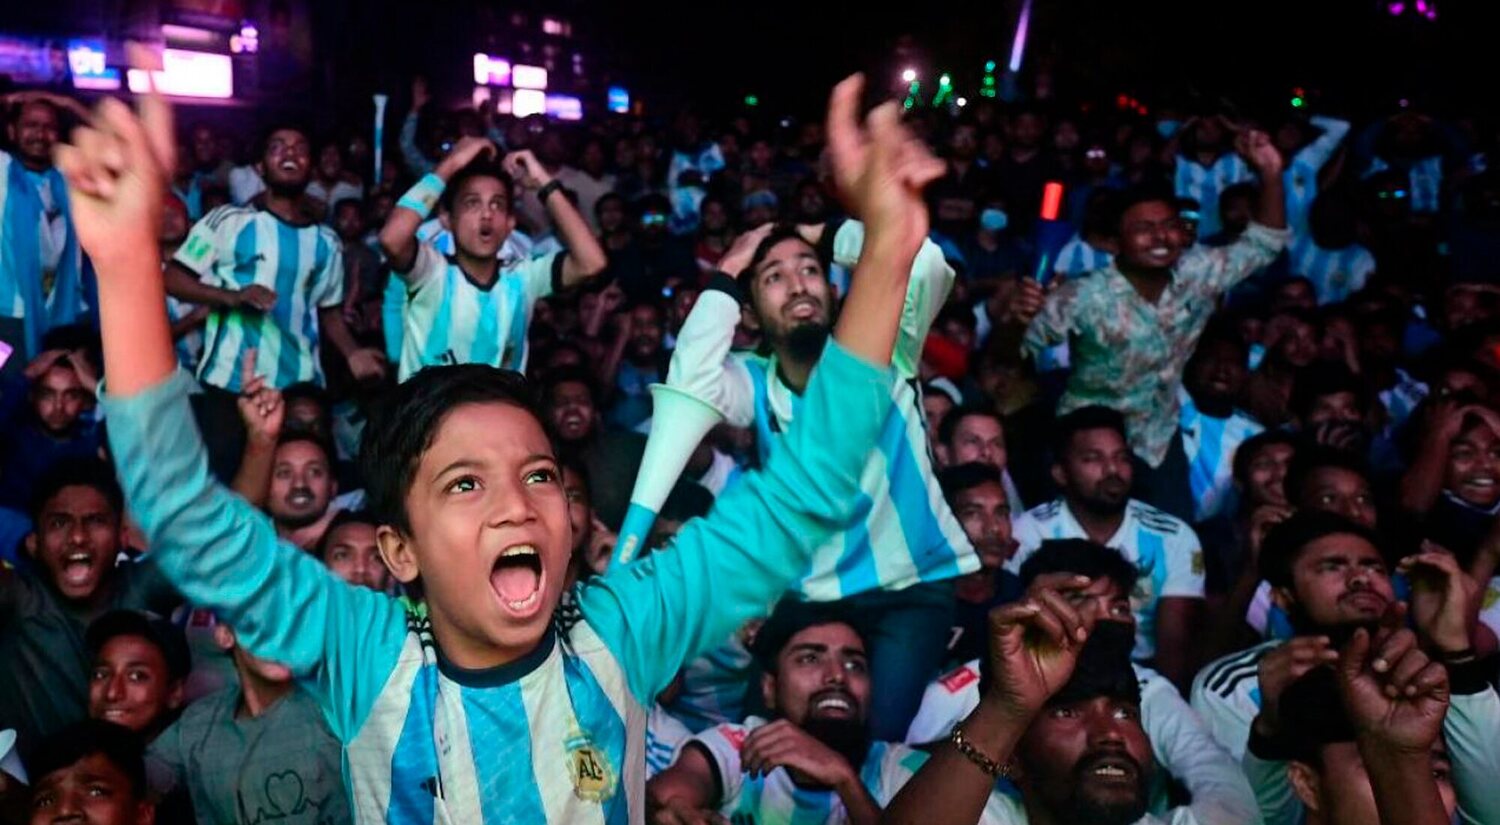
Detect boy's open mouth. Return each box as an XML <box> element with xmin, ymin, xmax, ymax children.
<box><xmin>491</xmin><ymin>545</ymin><xmax>545</xmax><ymax>617</ymax></box>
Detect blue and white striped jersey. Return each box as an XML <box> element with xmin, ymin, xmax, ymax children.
<box><xmin>692</xmin><ymin>718</ymin><xmax>926</xmax><ymax>824</ymax></box>
<box><xmin>1287</xmin><ymin>239</ymin><xmax>1376</xmax><ymax>305</ymax></box>
<box><xmin>173</xmin><ymin>204</ymin><xmax>344</xmax><ymax>391</ymax></box>
<box><xmin>0</xmin><ymin>151</ymin><xmax>88</xmax><ymax>357</ymax></box>
<box><xmin>645</xmin><ymin>704</ymin><xmax>692</xmax><ymax>779</ymax></box>
<box><xmin>1178</xmin><ymin>388</ymin><xmax>1264</xmax><ymax>523</ymax></box>
<box><xmin>1174</xmin><ymin>153</ymin><xmax>1253</xmax><ymax>238</ymax></box>
<box><xmin>1053</xmin><ymin>234</ymin><xmax>1113</xmax><ymax>279</ymax></box>
<box><xmin>1009</xmin><ymin>500</ymin><xmax>1205</xmax><ymax>662</ymax></box>
<box><xmin>104</xmin><ymin>339</ymin><xmax>896</xmax><ymax>825</ymax></box>
<box><xmin>1379</xmin><ymin>368</ymin><xmax>1429</xmax><ymax>432</ymax></box>
<box><xmin>1366</xmin><ymin>155</ymin><xmax>1444</xmax><ymax>213</ymax></box>
<box><xmin>393</xmin><ymin>242</ymin><xmax>560</xmax><ymax>381</ymax></box>
<box><xmin>669</xmin><ymin>219</ymin><xmax>978</xmax><ymax>602</ymax></box>
<box><xmin>1283</xmin><ymin>116</ymin><xmax>1352</xmax><ymax>247</ymax></box>
<box><xmin>664</xmin><ymin>631</ymin><xmax>755</xmax><ymax>734</ymax></box>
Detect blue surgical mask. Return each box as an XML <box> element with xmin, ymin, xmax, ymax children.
<box><xmin>1156</xmin><ymin>119</ymin><xmax>1181</xmax><ymax>139</ymax></box>
<box><xmin>980</xmin><ymin>208</ymin><xmax>1009</xmax><ymax>232</ymax></box>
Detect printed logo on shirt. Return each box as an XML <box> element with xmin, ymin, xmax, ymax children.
<box><xmin>940</xmin><ymin>666</ymin><xmax>979</xmax><ymax>694</ymax></box>
<box><xmin>719</xmin><ymin>725</ymin><xmax>748</xmax><ymax>751</ymax></box>
<box><xmin>182</xmin><ymin>234</ymin><xmax>214</xmax><ymax>264</ymax></box>
<box><xmin>1484</xmin><ymin>584</ymin><xmax>1500</xmax><ymax>611</ymax></box>
<box><xmin>565</xmin><ymin>731</ymin><xmax>616</xmax><ymax>802</ymax></box>
<box><xmin>1191</xmin><ymin>551</ymin><xmax>1204</xmax><ymax>576</ymax></box>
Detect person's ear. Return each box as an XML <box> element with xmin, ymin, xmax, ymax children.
<box><xmin>1270</xmin><ymin>584</ymin><xmax>1296</xmax><ymax>613</ymax></box>
<box><xmin>934</xmin><ymin>443</ymin><xmax>951</xmax><ymax>468</ymax></box>
<box><xmin>1050</xmin><ymin>461</ymin><xmax>1067</xmax><ymax>490</ymax></box>
<box><xmin>166</xmin><ymin>679</ymin><xmax>186</xmax><ymax>711</ymax></box>
<box><xmin>212</xmin><ymin>623</ymin><xmax>237</xmax><ymax>652</ymax></box>
<box><xmin>740</xmin><ymin>304</ymin><xmax>761</xmax><ymax>332</ymax></box>
<box><xmin>1287</xmin><ymin>760</ymin><xmax>1322</xmax><ymax>813</ymax></box>
<box><xmin>506</xmin><ymin>213</ymin><xmax>517</xmax><ymax>234</ymax></box>
<box><xmin>438</xmin><ymin>209</ymin><xmax>451</xmax><ymax>232</ymax></box>
<box><xmin>23</xmin><ymin>532</ymin><xmax>37</xmax><ymax>560</ymax></box>
<box><xmin>377</xmin><ymin>525</ymin><xmax>422</xmax><ymax>584</ymax></box>
<box><xmin>134</xmin><ymin>801</ymin><xmax>156</xmax><ymax>825</ymax></box>
<box><xmin>760</xmin><ymin>672</ymin><xmax>776</xmax><ymax>713</ymax></box>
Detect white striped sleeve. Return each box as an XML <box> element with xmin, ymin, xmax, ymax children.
<box><xmin>665</xmin><ymin>279</ymin><xmax>755</xmax><ymax>427</ymax></box>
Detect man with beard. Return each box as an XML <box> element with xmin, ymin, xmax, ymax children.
<box><xmin>0</xmin><ymin>460</ymin><xmax>178</xmax><ymax>754</ymax></box>
<box><xmin>1245</xmin><ymin>307</ymin><xmax>1320</xmax><ymax>428</ymax></box>
<box><xmin>904</xmin><ymin>540</ymin><xmax>1257</xmax><ymax>825</ymax></box>
<box><xmin>883</xmin><ymin>585</ymin><xmax>1169</xmax><ymax>825</ymax></box>
<box><xmin>1008</xmin><ymin>406</ymin><xmax>1205</xmax><ymax>690</ymax></box>
<box><xmin>379</xmin><ymin>137</ymin><xmax>606</xmax><ymax>382</ymax></box>
<box><xmin>647</xmin><ymin>604</ymin><xmax>924</xmax><ymax>825</ymax></box>
<box><xmin>998</xmin><ymin>131</ymin><xmax>1288</xmax><ymax>520</ymax></box>
<box><xmin>0</xmin><ymin>348</ymin><xmax>103</xmax><ymax>511</ymax></box>
<box><xmin>1179</xmin><ymin>326</ymin><xmax>1263</xmax><ymax>524</ymax></box>
<box><xmin>166</xmin><ymin>122</ymin><xmax>387</xmax><ymax>480</ymax></box>
<box><xmin>1</xmin><ymin>93</ymin><xmax>91</xmax><ymax>376</ymax></box>
<box><xmin>668</xmin><ymin>207</ymin><xmax>975</xmax><ymax>740</ymax></box>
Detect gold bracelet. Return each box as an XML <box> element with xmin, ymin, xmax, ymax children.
<box><xmin>950</xmin><ymin>725</ymin><xmax>1008</xmax><ymax>778</ymax></box>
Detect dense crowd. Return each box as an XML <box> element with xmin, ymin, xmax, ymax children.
<box><xmin>0</xmin><ymin>60</ymin><xmax>1498</xmax><ymax>825</ymax></box>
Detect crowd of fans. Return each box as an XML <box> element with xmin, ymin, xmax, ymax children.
<box><xmin>1</xmin><ymin>59</ymin><xmax>1499</xmax><ymax>825</ymax></box>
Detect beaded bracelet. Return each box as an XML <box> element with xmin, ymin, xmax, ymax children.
<box><xmin>950</xmin><ymin>725</ymin><xmax>1009</xmax><ymax>778</ymax></box>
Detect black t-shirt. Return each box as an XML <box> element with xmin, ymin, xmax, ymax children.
<box><xmin>0</xmin><ymin>559</ymin><xmax>178</xmax><ymax>757</ymax></box>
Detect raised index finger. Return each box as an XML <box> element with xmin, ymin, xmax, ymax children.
<box><xmin>825</xmin><ymin>74</ymin><xmax>866</xmax><ymax>173</ymax></box>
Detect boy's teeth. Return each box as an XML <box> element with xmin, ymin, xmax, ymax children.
<box><xmin>502</xmin><ymin>545</ymin><xmax>538</xmax><ymax>557</ymax></box>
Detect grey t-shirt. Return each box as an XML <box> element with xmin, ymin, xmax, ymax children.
<box><xmin>149</xmin><ymin>685</ymin><xmax>352</xmax><ymax>825</ymax></box>
<box><xmin>0</xmin><ymin>559</ymin><xmax>177</xmax><ymax>752</ymax></box>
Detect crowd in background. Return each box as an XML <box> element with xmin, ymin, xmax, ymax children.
<box><xmin>2</xmin><ymin>63</ymin><xmax>1500</xmax><ymax>825</ymax></box>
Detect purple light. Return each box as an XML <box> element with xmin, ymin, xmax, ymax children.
<box><xmin>1387</xmin><ymin>1</ymin><xmax>1405</xmax><ymax>15</ymax></box>
<box><xmin>1008</xmin><ymin>0</ymin><xmax>1034</xmax><ymax>73</ymax></box>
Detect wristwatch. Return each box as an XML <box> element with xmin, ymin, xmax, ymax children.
<box><xmin>537</xmin><ymin>179</ymin><xmax>568</xmax><ymax>204</ymax></box>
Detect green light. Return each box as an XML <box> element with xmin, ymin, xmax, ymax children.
<box><xmin>984</xmin><ymin>60</ymin><xmax>996</xmax><ymax>72</ymax></box>
<box><xmin>1290</xmin><ymin>96</ymin><xmax>1304</xmax><ymax>108</ymax></box>
<box><xmin>744</xmin><ymin>95</ymin><xmax>759</xmax><ymax>107</ymax></box>
<box><xmin>983</xmin><ymin>76</ymin><xmax>995</xmax><ymax>86</ymax></box>
<box><xmin>939</xmin><ymin>73</ymin><xmax>952</xmax><ymax>87</ymax></box>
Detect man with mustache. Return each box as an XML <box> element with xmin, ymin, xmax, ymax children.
<box><xmin>666</xmin><ymin>209</ymin><xmax>974</xmax><ymax>739</ymax></box>
<box><xmin>647</xmin><ymin>604</ymin><xmax>923</xmax><ymax>825</ymax></box>
<box><xmin>265</xmin><ymin>433</ymin><xmax>340</xmax><ymax>550</ymax></box>
<box><xmin>1008</xmin><ymin>406</ymin><xmax>1206</xmax><ymax>690</ymax></box>
<box><xmin>905</xmin><ymin>539</ymin><xmax>1257</xmax><ymax>825</ymax></box>
<box><xmin>939</xmin><ymin>463</ymin><xmax>1023</xmax><ymax>666</ymax></box>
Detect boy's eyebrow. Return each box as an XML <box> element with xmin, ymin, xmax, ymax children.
<box><xmin>432</xmin><ymin>458</ymin><xmax>483</xmax><ymax>480</ymax></box>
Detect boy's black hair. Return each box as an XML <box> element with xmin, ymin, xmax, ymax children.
<box><xmin>1258</xmin><ymin>509</ymin><xmax>1381</xmax><ymax>589</ymax></box>
<box><xmin>1231</xmin><ymin>430</ymin><xmax>1299</xmax><ymax>486</ymax></box>
<box><xmin>1019</xmin><ymin>539</ymin><xmax>1138</xmax><ymax>599</ymax></box>
<box><xmin>86</xmin><ymin>609</ymin><xmax>192</xmax><ymax>682</ymax></box>
<box><xmin>27</xmin><ymin>719</ymin><xmax>148</xmax><ymax>800</ymax></box>
<box><xmin>332</xmin><ymin>196</ymin><xmax>364</xmax><ymax>218</ymax></box>
<box><xmin>282</xmin><ymin>381</ymin><xmax>331</xmax><ymax>414</ymax></box>
<box><xmin>1189</xmin><ymin>318</ymin><xmax>1249</xmax><ymax>362</ymax></box>
<box><xmin>315</xmin><ymin>509</ymin><xmax>379</xmax><ymax>560</ymax></box>
<box><xmin>1051</xmin><ymin>405</ymin><xmax>1129</xmax><ymax>459</ymax></box>
<box><xmin>1284</xmin><ymin>443</ymin><xmax>1372</xmax><ymax>508</ymax></box>
<box><xmin>594</xmin><ymin>191</ymin><xmax>625</xmax><ymax>220</ymax></box>
<box><xmin>937</xmin><ymin>462</ymin><xmax>1005</xmax><ymax>505</ymax></box>
<box><xmin>937</xmin><ymin>403</ymin><xmax>1002</xmax><ymax>448</ymax></box>
<box><xmin>275</xmin><ymin>431</ymin><xmax>334</xmax><ymax>465</ymax></box>
<box><xmin>1218</xmin><ymin>181</ymin><xmax>1258</xmax><ymax>208</ymax></box>
<box><xmin>361</xmin><ymin>365</ymin><xmax>543</xmax><ymax>534</ymax></box>
<box><xmin>542</xmin><ymin>365</ymin><xmax>599</xmax><ymax>402</ymax></box>
<box><xmin>29</xmin><ymin>458</ymin><xmax>123</xmax><ymax>523</ymax></box>
<box><xmin>440</xmin><ymin>158</ymin><xmax>515</xmax><ymax>214</ymax></box>
<box><xmin>1290</xmin><ymin>364</ymin><xmax>1370</xmax><ymax>423</ymax></box>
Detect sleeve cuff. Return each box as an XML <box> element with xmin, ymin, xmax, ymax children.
<box><xmin>549</xmin><ymin>251</ymin><xmax>568</xmax><ymax>294</ymax></box>
<box><xmin>1244</xmin><ymin>222</ymin><xmax>1292</xmax><ymax>246</ymax></box>
<box><xmin>819</xmin><ymin>337</ymin><xmax>895</xmax><ymax>383</ymax></box>
<box><xmin>1445</xmin><ymin>655</ymin><xmax>1497</xmax><ymax>696</ymax></box>
<box><xmin>816</xmin><ymin>217</ymin><xmax>848</xmax><ymax>266</ymax></box>
<box><xmin>704</xmin><ymin>271</ymin><xmax>742</xmax><ymax>302</ymax></box>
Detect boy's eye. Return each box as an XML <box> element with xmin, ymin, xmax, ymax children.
<box><xmin>446</xmin><ymin>476</ymin><xmax>480</xmax><ymax>494</ymax></box>
<box><xmin>525</xmin><ymin>468</ymin><xmax>559</xmax><ymax>486</ymax></box>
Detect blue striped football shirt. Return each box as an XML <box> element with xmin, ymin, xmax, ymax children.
<box><xmin>1287</xmin><ymin>239</ymin><xmax>1376</xmax><ymax>305</ymax></box>
<box><xmin>173</xmin><ymin>204</ymin><xmax>344</xmax><ymax>391</ymax></box>
<box><xmin>1283</xmin><ymin>116</ymin><xmax>1351</xmax><ymax>248</ymax></box>
<box><xmin>1053</xmin><ymin>234</ymin><xmax>1114</xmax><ymax>278</ymax></box>
<box><xmin>1174</xmin><ymin>153</ymin><xmax>1253</xmax><ymax>238</ymax></box>
<box><xmin>1366</xmin><ymin>155</ymin><xmax>1444</xmax><ymax>213</ymax></box>
<box><xmin>103</xmin><ymin>338</ymin><xmax>896</xmax><ymax>825</ymax></box>
<box><xmin>670</xmin><ymin>220</ymin><xmax>978</xmax><ymax>602</ymax></box>
<box><xmin>1009</xmin><ymin>499</ymin><xmax>1205</xmax><ymax>662</ymax></box>
<box><xmin>394</xmin><ymin>242</ymin><xmax>561</xmax><ymax>381</ymax></box>
<box><xmin>1178</xmin><ymin>388</ymin><xmax>1264</xmax><ymax>523</ymax></box>
<box><xmin>692</xmin><ymin>718</ymin><xmax>927</xmax><ymax>824</ymax></box>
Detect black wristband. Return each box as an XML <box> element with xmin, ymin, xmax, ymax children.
<box><xmin>704</xmin><ymin>271</ymin><xmax>743</xmax><ymax>302</ymax></box>
<box><xmin>1445</xmin><ymin>654</ymin><xmax>1497</xmax><ymax>696</ymax></box>
<box><xmin>537</xmin><ymin>179</ymin><xmax>567</xmax><ymax>204</ymax></box>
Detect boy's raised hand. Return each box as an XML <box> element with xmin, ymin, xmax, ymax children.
<box><xmin>53</xmin><ymin>47</ymin><xmax>175</xmax><ymax>270</ymax></box>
